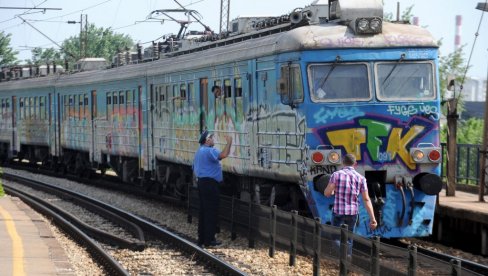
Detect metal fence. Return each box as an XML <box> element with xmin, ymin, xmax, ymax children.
<box><xmin>441</xmin><ymin>143</ymin><xmax>482</xmax><ymax>185</ymax></box>
<box><xmin>188</xmin><ymin>189</ymin><xmax>482</xmax><ymax>276</ymax></box>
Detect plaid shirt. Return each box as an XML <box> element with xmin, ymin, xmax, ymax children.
<box><xmin>329</xmin><ymin>166</ymin><xmax>368</xmax><ymax>215</ymax></box>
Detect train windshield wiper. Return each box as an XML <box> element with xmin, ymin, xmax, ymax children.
<box><xmin>381</xmin><ymin>53</ymin><xmax>405</xmax><ymax>86</ymax></box>
<box><xmin>318</xmin><ymin>56</ymin><xmax>341</xmax><ymax>89</ymax></box>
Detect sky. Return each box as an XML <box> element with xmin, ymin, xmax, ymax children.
<box><xmin>0</xmin><ymin>0</ymin><xmax>487</xmax><ymax>79</ymax></box>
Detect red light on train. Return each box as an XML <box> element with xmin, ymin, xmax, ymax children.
<box><xmin>428</xmin><ymin>150</ymin><xmax>441</xmax><ymax>162</ymax></box>
<box><xmin>311</xmin><ymin>151</ymin><xmax>325</xmax><ymax>164</ymax></box>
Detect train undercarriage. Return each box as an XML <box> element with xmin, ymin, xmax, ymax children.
<box><xmin>4</xmin><ymin>144</ymin><xmax>308</xmax><ymax>214</ymax></box>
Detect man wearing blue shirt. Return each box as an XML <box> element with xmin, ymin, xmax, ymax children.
<box><xmin>193</xmin><ymin>130</ymin><xmax>232</xmax><ymax>247</ymax></box>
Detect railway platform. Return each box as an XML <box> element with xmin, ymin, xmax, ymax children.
<box><xmin>436</xmin><ymin>188</ymin><xmax>488</xmax><ymax>255</ymax></box>
<box><xmin>0</xmin><ymin>195</ymin><xmax>75</xmax><ymax>275</ymax></box>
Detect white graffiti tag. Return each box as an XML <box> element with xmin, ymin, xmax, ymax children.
<box><xmin>314</xmin><ymin>107</ymin><xmax>365</xmax><ymax>124</ymax></box>
<box><xmin>386</xmin><ymin>105</ymin><xmax>439</xmax><ymax>120</ymax></box>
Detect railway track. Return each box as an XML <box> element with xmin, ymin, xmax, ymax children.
<box><xmin>2</xmin><ymin>165</ymin><xmax>488</xmax><ymax>275</ymax></box>
<box><xmin>1</xmin><ymin>173</ymin><xmax>246</xmax><ymax>276</ymax></box>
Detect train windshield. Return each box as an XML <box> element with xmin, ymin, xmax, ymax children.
<box><xmin>308</xmin><ymin>63</ymin><xmax>370</xmax><ymax>102</ymax></box>
<box><xmin>376</xmin><ymin>62</ymin><xmax>435</xmax><ymax>101</ymax></box>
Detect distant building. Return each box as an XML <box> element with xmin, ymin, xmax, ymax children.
<box><xmin>461</xmin><ymin>77</ymin><xmax>486</xmax><ymax>102</ymax></box>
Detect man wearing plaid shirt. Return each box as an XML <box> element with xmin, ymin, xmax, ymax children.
<box><xmin>324</xmin><ymin>153</ymin><xmax>377</xmax><ymax>256</ymax></box>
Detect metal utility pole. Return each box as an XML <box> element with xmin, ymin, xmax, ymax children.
<box><xmin>446</xmin><ymin>97</ymin><xmax>458</xmax><ymax>196</ymax></box>
<box><xmin>80</xmin><ymin>14</ymin><xmax>88</xmax><ymax>59</ymax></box>
<box><xmin>219</xmin><ymin>0</ymin><xmax>230</xmax><ymax>34</ymax></box>
<box><xmin>476</xmin><ymin>2</ymin><xmax>487</xmax><ymax>202</ymax></box>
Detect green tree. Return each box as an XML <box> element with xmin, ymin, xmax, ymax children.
<box><xmin>383</xmin><ymin>4</ymin><xmax>413</xmax><ymax>22</ymax></box>
<box><xmin>27</xmin><ymin>47</ymin><xmax>63</xmax><ymax>66</ymax></box>
<box><xmin>0</xmin><ymin>31</ymin><xmax>18</xmax><ymax>66</ymax></box>
<box><xmin>61</xmin><ymin>24</ymin><xmax>134</xmax><ymax>67</ymax></box>
<box><xmin>439</xmin><ymin>46</ymin><xmax>467</xmax><ymax>103</ymax></box>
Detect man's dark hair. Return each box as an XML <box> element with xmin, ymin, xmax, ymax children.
<box><xmin>342</xmin><ymin>153</ymin><xmax>356</xmax><ymax>166</ymax></box>
<box><xmin>211</xmin><ymin>85</ymin><xmax>220</xmax><ymax>92</ymax></box>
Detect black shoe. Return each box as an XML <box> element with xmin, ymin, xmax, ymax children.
<box><xmin>207</xmin><ymin>240</ymin><xmax>222</xmax><ymax>247</ymax></box>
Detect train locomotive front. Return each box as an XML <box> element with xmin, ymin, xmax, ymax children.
<box><xmin>283</xmin><ymin>1</ymin><xmax>444</xmax><ymax>238</ymax></box>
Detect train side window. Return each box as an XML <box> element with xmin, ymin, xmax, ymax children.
<box><xmin>158</xmin><ymin>85</ymin><xmax>165</xmax><ymax>118</ymax></box>
<box><xmin>91</xmin><ymin>91</ymin><xmax>97</xmax><ymax>119</ymax></box>
<box><xmin>70</xmin><ymin>95</ymin><xmax>74</xmax><ymax>118</ymax></box>
<box><xmin>40</xmin><ymin>97</ymin><xmax>45</xmax><ymax>120</ymax></box>
<box><xmin>106</xmin><ymin>93</ymin><xmax>112</xmax><ymax>120</ymax></box>
<box><xmin>73</xmin><ymin>95</ymin><xmax>78</xmax><ymax>119</ymax></box>
<box><xmin>224</xmin><ymin>79</ymin><xmax>231</xmax><ymax>114</ymax></box>
<box><xmin>20</xmin><ymin>98</ymin><xmax>24</xmax><ymax>119</ymax></box>
<box><xmin>224</xmin><ymin>79</ymin><xmax>231</xmax><ymax>98</ymax></box>
<box><xmin>164</xmin><ymin>85</ymin><xmax>170</xmax><ymax>118</ymax></box>
<box><xmin>119</xmin><ymin>91</ymin><xmax>125</xmax><ymax>105</ymax></box>
<box><xmin>172</xmin><ymin>84</ymin><xmax>178</xmax><ymax>112</ymax></box>
<box><xmin>180</xmin><ymin>83</ymin><xmax>186</xmax><ymax>99</ymax></box>
<box><xmin>79</xmin><ymin>94</ymin><xmax>84</xmax><ymax>118</ymax></box>
<box><xmin>113</xmin><ymin>92</ymin><xmax>118</xmax><ymax>105</ymax></box>
<box><xmin>30</xmin><ymin>97</ymin><xmax>35</xmax><ymax>119</ymax></box>
<box><xmin>126</xmin><ymin>90</ymin><xmax>132</xmax><ymax>117</ymax></box>
<box><xmin>213</xmin><ymin>80</ymin><xmax>222</xmax><ymax>98</ymax></box>
<box><xmin>84</xmin><ymin>94</ymin><xmax>89</xmax><ymax>119</ymax></box>
<box><xmin>34</xmin><ymin>97</ymin><xmax>38</xmax><ymax>120</ymax></box>
<box><xmin>119</xmin><ymin>91</ymin><xmax>125</xmax><ymax>118</ymax></box>
<box><xmin>278</xmin><ymin>65</ymin><xmax>303</xmax><ymax>106</ymax></box>
<box><xmin>113</xmin><ymin>92</ymin><xmax>119</xmax><ymax>119</ymax></box>
<box><xmin>132</xmin><ymin>89</ymin><xmax>137</xmax><ymax>120</ymax></box>
<box><xmin>188</xmin><ymin>82</ymin><xmax>195</xmax><ymax>114</ymax></box>
<box><xmin>234</xmin><ymin>78</ymin><xmax>243</xmax><ymax>122</ymax></box>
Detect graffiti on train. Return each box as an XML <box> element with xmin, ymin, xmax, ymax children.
<box><xmin>314</xmin><ymin>115</ymin><xmax>438</xmax><ymax>170</ymax></box>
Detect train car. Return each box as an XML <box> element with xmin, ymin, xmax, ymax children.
<box><xmin>0</xmin><ymin>0</ymin><xmax>443</xmax><ymax>239</ymax></box>
<box><xmin>0</xmin><ymin>77</ymin><xmax>54</xmax><ymax>165</ymax></box>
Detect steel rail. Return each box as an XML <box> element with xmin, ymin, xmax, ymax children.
<box><xmin>1</xmin><ymin>172</ymin><xmax>246</xmax><ymax>276</ymax></box>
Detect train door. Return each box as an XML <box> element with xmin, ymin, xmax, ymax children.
<box><xmin>91</xmin><ymin>90</ymin><xmax>97</xmax><ymax>163</ymax></box>
<box><xmin>11</xmin><ymin>96</ymin><xmax>17</xmax><ymax>157</ymax></box>
<box><xmin>199</xmin><ymin>78</ymin><xmax>209</xmax><ymax>133</ymax></box>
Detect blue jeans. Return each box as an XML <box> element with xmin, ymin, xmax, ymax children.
<box><xmin>332</xmin><ymin>214</ymin><xmax>358</xmax><ymax>256</ymax></box>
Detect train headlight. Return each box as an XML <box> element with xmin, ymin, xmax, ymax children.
<box><xmin>357</xmin><ymin>19</ymin><xmax>369</xmax><ymax>32</ymax></box>
<box><xmin>370</xmin><ymin>18</ymin><xmax>382</xmax><ymax>32</ymax></box>
<box><xmin>328</xmin><ymin>151</ymin><xmax>341</xmax><ymax>164</ymax></box>
<box><xmin>412</xmin><ymin>150</ymin><xmax>425</xmax><ymax>162</ymax></box>
<box><xmin>355</xmin><ymin>17</ymin><xmax>382</xmax><ymax>34</ymax></box>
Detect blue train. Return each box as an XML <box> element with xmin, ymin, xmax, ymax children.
<box><xmin>0</xmin><ymin>0</ymin><xmax>442</xmax><ymax>238</ymax></box>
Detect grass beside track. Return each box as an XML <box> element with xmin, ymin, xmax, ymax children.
<box><xmin>0</xmin><ymin>168</ymin><xmax>4</xmax><ymax>196</ymax></box>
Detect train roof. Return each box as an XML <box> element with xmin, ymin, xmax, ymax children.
<box><xmin>0</xmin><ymin>0</ymin><xmax>438</xmax><ymax>90</ymax></box>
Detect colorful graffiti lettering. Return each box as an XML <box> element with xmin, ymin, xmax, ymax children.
<box><xmin>315</xmin><ymin>115</ymin><xmax>436</xmax><ymax>170</ymax></box>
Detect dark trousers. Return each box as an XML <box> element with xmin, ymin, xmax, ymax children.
<box><xmin>332</xmin><ymin>213</ymin><xmax>358</xmax><ymax>256</ymax></box>
<box><xmin>197</xmin><ymin>177</ymin><xmax>220</xmax><ymax>246</ymax></box>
